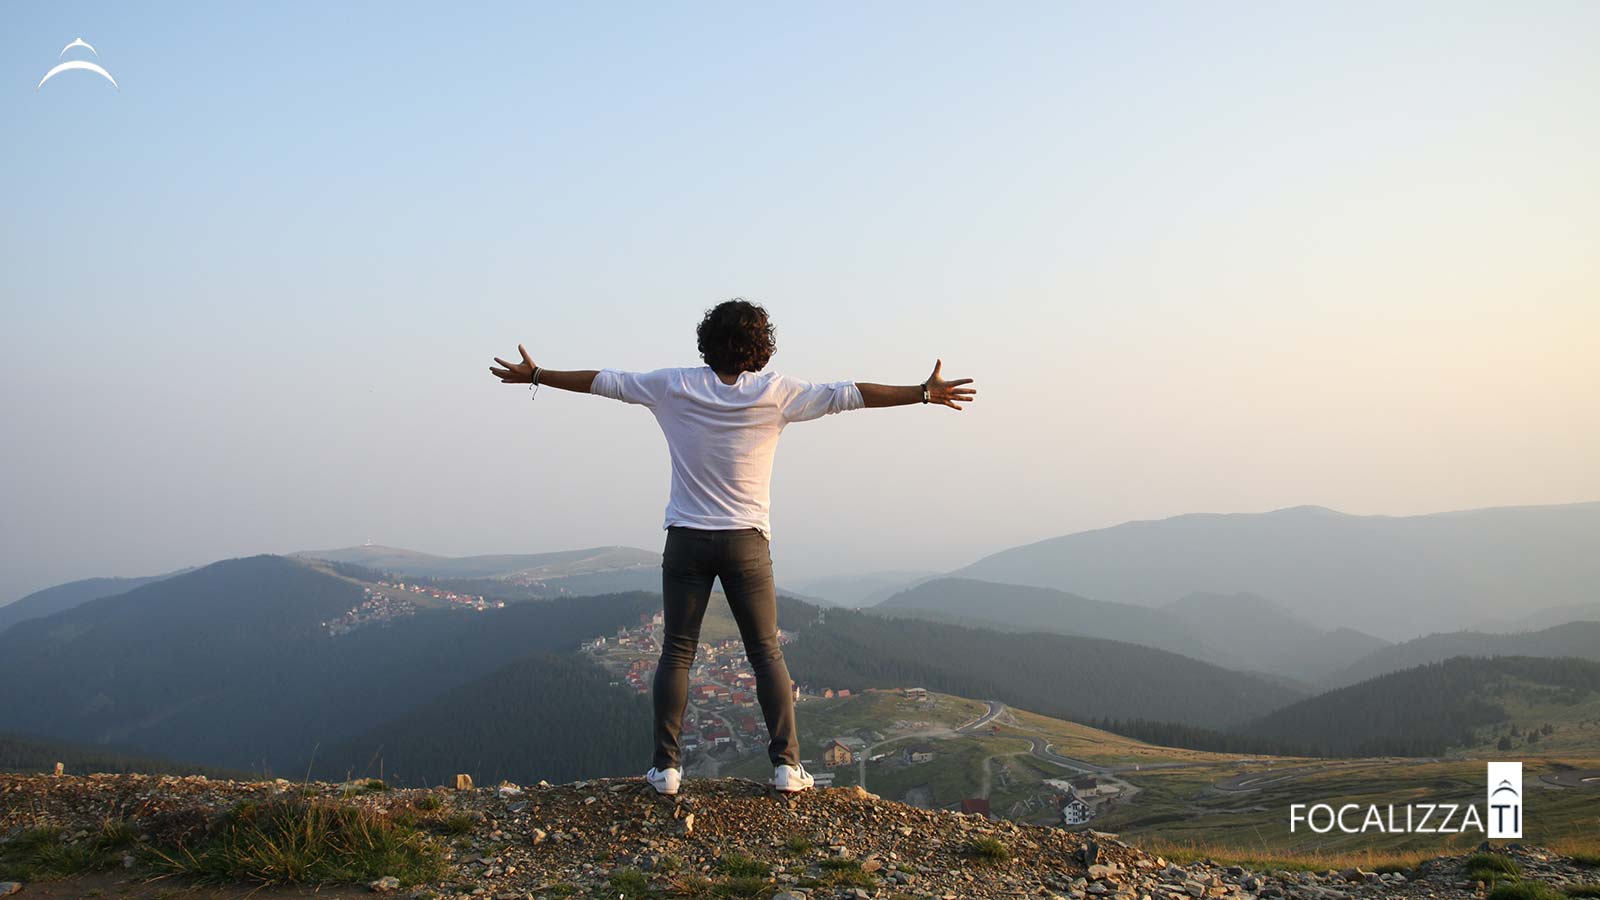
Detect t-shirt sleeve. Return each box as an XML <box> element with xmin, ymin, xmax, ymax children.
<box><xmin>778</xmin><ymin>375</ymin><xmax>865</xmax><ymax>423</ymax></box>
<box><xmin>591</xmin><ymin>367</ymin><xmax>675</xmax><ymax>408</ymax></box>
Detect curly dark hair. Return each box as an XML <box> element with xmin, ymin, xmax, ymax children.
<box><xmin>697</xmin><ymin>298</ymin><xmax>776</xmax><ymax>375</ymax></box>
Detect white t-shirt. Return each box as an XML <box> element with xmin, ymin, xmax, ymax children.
<box><xmin>591</xmin><ymin>365</ymin><xmax>865</xmax><ymax>539</ymax></box>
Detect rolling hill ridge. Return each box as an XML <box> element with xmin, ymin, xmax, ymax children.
<box><xmin>951</xmin><ymin>502</ymin><xmax>1600</xmax><ymax>640</ymax></box>
<box><xmin>872</xmin><ymin>577</ymin><xmax>1387</xmax><ymax>683</ymax></box>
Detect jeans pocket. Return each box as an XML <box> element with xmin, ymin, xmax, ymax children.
<box><xmin>664</xmin><ymin>529</ymin><xmax>713</xmax><ymax>575</ymax></box>
<box><xmin>734</xmin><ymin>531</ymin><xmax>773</xmax><ymax>570</ymax></box>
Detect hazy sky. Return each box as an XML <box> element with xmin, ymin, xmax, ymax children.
<box><xmin>3</xmin><ymin>2</ymin><xmax>1597</xmax><ymax>601</ymax></box>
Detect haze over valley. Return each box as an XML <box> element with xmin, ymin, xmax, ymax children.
<box><xmin>4</xmin><ymin>499</ymin><xmax>1598</xmax><ymax>856</ymax></box>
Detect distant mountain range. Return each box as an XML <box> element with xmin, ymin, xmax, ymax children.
<box><xmin>294</xmin><ymin>544</ymin><xmax>663</xmax><ymax>597</ymax></box>
<box><xmin>871</xmin><ymin>577</ymin><xmax>1387</xmax><ymax>684</ymax></box>
<box><xmin>0</xmin><ymin>549</ymin><xmax>1304</xmax><ymax>777</ymax></box>
<box><xmin>1473</xmin><ymin>602</ymin><xmax>1600</xmax><ymax>633</ymax></box>
<box><xmin>783</xmin><ymin>570</ymin><xmax>941</xmax><ymax>607</ymax></box>
<box><xmin>0</xmin><ymin>555</ymin><xmax>657</xmax><ymax>773</ymax></box>
<box><xmin>4</xmin><ymin>500</ymin><xmax>1596</xmax><ymax>778</ymax></box>
<box><xmin>1326</xmin><ymin>621</ymin><xmax>1600</xmax><ymax>687</ymax></box>
<box><xmin>949</xmin><ymin>502</ymin><xmax>1600</xmax><ymax>640</ymax></box>
<box><xmin>0</xmin><ymin>570</ymin><xmax>186</xmax><ymax>635</ymax></box>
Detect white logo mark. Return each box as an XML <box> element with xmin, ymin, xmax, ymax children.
<box><xmin>37</xmin><ymin>37</ymin><xmax>119</xmax><ymax>91</ymax></box>
<box><xmin>1487</xmin><ymin>761</ymin><xmax>1523</xmax><ymax>839</ymax></box>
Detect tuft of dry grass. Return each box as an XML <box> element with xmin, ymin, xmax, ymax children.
<box><xmin>145</xmin><ymin>794</ymin><xmax>445</xmax><ymax>887</ymax></box>
<box><xmin>1131</xmin><ymin>833</ymin><xmax>1600</xmax><ymax>880</ymax></box>
<box><xmin>1130</xmin><ymin>836</ymin><xmax>1452</xmax><ymax>874</ymax></box>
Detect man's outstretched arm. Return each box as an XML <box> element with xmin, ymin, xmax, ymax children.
<box><xmin>858</xmin><ymin>359</ymin><xmax>977</xmax><ymax>411</ymax></box>
<box><xmin>489</xmin><ymin>345</ymin><xmax>598</xmax><ymax>393</ymax></box>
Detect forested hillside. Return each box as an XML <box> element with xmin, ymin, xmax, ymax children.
<box><xmin>872</xmin><ymin>579</ymin><xmax>1388</xmax><ymax>683</ymax></box>
<box><xmin>0</xmin><ymin>556</ymin><xmax>657</xmax><ymax>772</ymax></box>
<box><xmin>0</xmin><ymin>732</ymin><xmax>247</xmax><ymax>778</ymax></box>
<box><xmin>1236</xmin><ymin>656</ymin><xmax>1600</xmax><ymax>756</ymax></box>
<box><xmin>776</xmin><ymin>600</ymin><xmax>1303</xmax><ymax>728</ymax></box>
<box><xmin>0</xmin><ymin>571</ymin><xmax>180</xmax><ymax>635</ymax></box>
<box><xmin>1327</xmin><ymin>622</ymin><xmax>1600</xmax><ymax>686</ymax></box>
<box><xmin>314</xmin><ymin>653</ymin><xmax>651</xmax><ymax>787</ymax></box>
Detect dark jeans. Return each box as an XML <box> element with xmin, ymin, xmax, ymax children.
<box><xmin>653</xmin><ymin>525</ymin><xmax>799</xmax><ymax>770</ymax></box>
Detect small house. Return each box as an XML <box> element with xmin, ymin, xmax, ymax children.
<box><xmin>822</xmin><ymin>740</ymin><xmax>855</xmax><ymax>768</ymax></box>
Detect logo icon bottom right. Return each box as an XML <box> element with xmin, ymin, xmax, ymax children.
<box><xmin>1487</xmin><ymin>761</ymin><xmax>1523</xmax><ymax>839</ymax></box>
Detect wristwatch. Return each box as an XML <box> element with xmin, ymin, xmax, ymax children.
<box><xmin>921</xmin><ymin>381</ymin><xmax>930</xmax><ymax>404</ymax></box>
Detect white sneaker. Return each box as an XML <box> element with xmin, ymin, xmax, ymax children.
<box><xmin>645</xmin><ymin>766</ymin><xmax>681</xmax><ymax>796</ymax></box>
<box><xmin>773</xmin><ymin>763</ymin><xmax>815</xmax><ymax>794</ymax></box>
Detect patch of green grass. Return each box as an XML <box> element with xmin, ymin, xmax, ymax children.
<box><xmin>1467</xmin><ymin>852</ymin><xmax>1524</xmax><ymax>883</ymax></box>
<box><xmin>656</xmin><ymin>853</ymin><xmax>683</xmax><ymax>874</ymax></box>
<box><xmin>339</xmin><ymin>779</ymin><xmax>389</xmax><ymax>798</ymax></box>
<box><xmin>811</xmin><ymin>857</ymin><xmax>875</xmax><ymax>888</ymax></box>
<box><xmin>438</xmin><ymin>812</ymin><xmax>477</xmax><ymax>835</ymax></box>
<box><xmin>716</xmin><ymin>853</ymin><xmax>769</xmax><ymax>878</ymax></box>
<box><xmin>146</xmin><ymin>795</ymin><xmax>445</xmax><ymax>887</ymax></box>
<box><xmin>782</xmin><ymin>833</ymin><xmax>813</xmax><ymax>855</ymax></box>
<box><xmin>965</xmin><ymin>835</ymin><xmax>1010</xmax><ymax>863</ymax></box>
<box><xmin>608</xmin><ymin>866</ymin><xmax>650</xmax><ymax>899</ymax></box>
<box><xmin>8</xmin><ymin>825</ymin><xmax>65</xmax><ymax>852</ymax></box>
<box><xmin>710</xmin><ymin>875</ymin><xmax>772</xmax><ymax>898</ymax></box>
<box><xmin>1573</xmin><ymin>854</ymin><xmax>1600</xmax><ymax>869</ymax></box>
<box><xmin>1564</xmin><ymin>885</ymin><xmax>1600</xmax><ymax>898</ymax></box>
<box><xmin>414</xmin><ymin>794</ymin><xmax>443</xmax><ymax>811</ymax></box>
<box><xmin>1487</xmin><ymin>883</ymin><xmax>1565</xmax><ymax>900</ymax></box>
<box><xmin>0</xmin><ymin>819</ymin><xmax>140</xmax><ymax>882</ymax></box>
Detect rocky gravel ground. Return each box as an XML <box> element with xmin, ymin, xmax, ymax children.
<box><xmin>2</xmin><ymin>773</ymin><xmax>1595</xmax><ymax>900</ymax></box>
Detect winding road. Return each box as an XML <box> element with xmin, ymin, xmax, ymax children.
<box><xmin>957</xmin><ymin>700</ymin><xmax>1106</xmax><ymax>774</ymax></box>
<box><xmin>950</xmin><ymin>700</ymin><xmax>1145</xmax><ymax>805</ymax></box>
